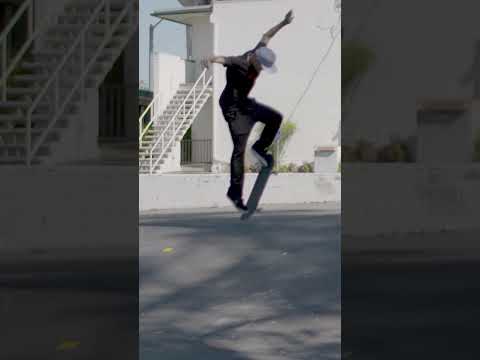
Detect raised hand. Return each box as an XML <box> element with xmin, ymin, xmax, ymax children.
<box><xmin>201</xmin><ymin>58</ymin><xmax>210</xmax><ymax>69</ymax></box>
<box><xmin>283</xmin><ymin>10</ymin><xmax>294</xmax><ymax>25</ymax></box>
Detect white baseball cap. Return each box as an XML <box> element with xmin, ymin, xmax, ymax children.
<box><xmin>255</xmin><ymin>46</ymin><xmax>278</xmax><ymax>73</ymax></box>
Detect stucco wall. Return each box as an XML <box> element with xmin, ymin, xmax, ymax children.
<box><xmin>212</xmin><ymin>0</ymin><xmax>341</xmax><ymax>165</ymax></box>
<box><xmin>30</xmin><ymin>1</ymin><xmax>137</xmax><ymax>163</ymax></box>
<box><xmin>140</xmin><ymin>172</ymin><xmax>340</xmax><ymax>211</ymax></box>
<box><xmin>48</xmin><ymin>89</ymin><xmax>100</xmax><ymax>164</ymax></box>
<box><xmin>153</xmin><ymin>53</ymin><xmax>186</xmax><ymax>118</ymax></box>
<box><xmin>0</xmin><ymin>166</ymin><xmax>137</xmax><ymax>255</ymax></box>
<box><xmin>123</xmin><ymin>30</ymin><xmax>140</xmax><ymax>141</ymax></box>
<box><xmin>343</xmin><ymin>164</ymin><xmax>480</xmax><ymax>236</ymax></box>
<box><xmin>190</xmin><ymin>17</ymin><xmax>215</xmax><ymax>147</ymax></box>
<box><xmin>152</xmin><ymin>53</ymin><xmax>186</xmax><ymax>171</ymax></box>
<box><xmin>342</xmin><ymin>0</ymin><xmax>480</xmax><ymax>145</ymax></box>
<box><xmin>417</xmin><ymin>109</ymin><xmax>474</xmax><ymax>164</ymax></box>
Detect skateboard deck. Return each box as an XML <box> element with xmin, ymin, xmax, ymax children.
<box><xmin>241</xmin><ymin>165</ymin><xmax>273</xmax><ymax>220</ymax></box>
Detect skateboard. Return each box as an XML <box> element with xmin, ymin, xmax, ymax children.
<box><xmin>241</xmin><ymin>164</ymin><xmax>273</xmax><ymax>220</ymax></box>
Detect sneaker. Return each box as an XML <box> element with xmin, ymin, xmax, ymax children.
<box><xmin>227</xmin><ymin>191</ymin><xmax>248</xmax><ymax>212</ymax></box>
<box><xmin>252</xmin><ymin>143</ymin><xmax>274</xmax><ymax>168</ymax></box>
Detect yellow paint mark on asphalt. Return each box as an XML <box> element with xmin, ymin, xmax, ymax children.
<box><xmin>163</xmin><ymin>247</ymin><xmax>174</xmax><ymax>253</ymax></box>
<box><xmin>56</xmin><ymin>340</ymin><xmax>80</xmax><ymax>351</ymax></box>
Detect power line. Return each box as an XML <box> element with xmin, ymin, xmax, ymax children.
<box><xmin>286</xmin><ymin>22</ymin><xmax>340</xmax><ymax>124</ymax></box>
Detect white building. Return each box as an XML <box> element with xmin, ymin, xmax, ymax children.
<box><xmin>343</xmin><ymin>0</ymin><xmax>480</xmax><ymax>161</ymax></box>
<box><xmin>0</xmin><ymin>0</ymin><xmax>138</xmax><ymax>166</ymax></box>
<box><xmin>140</xmin><ymin>0</ymin><xmax>341</xmax><ymax>173</ymax></box>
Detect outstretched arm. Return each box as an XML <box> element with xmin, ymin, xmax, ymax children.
<box><xmin>201</xmin><ymin>56</ymin><xmax>228</xmax><ymax>68</ymax></box>
<box><xmin>261</xmin><ymin>10</ymin><xmax>294</xmax><ymax>45</ymax></box>
<box><xmin>202</xmin><ymin>55</ymin><xmax>246</xmax><ymax>69</ymax></box>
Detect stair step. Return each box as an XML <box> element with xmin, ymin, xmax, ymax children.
<box><xmin>161</xmin><ymin>114</ymin><xmax>204</xmax><ymax>121</ymax></box>
<box><xmin>58</xmin><ymin>13</ymin><xmax>124</xmax><ymax>24</ymax></box>
<box><xmin>0</xmin><ymin>1</ymin><xmax>136</xmax><ymax>165</ymax></box>
<box><xmin>139</xmin><ymin>155</ymin><xmax>167</xmax><ymax>161</ymax></box>
<box><xmin>18</xmin><ymin>59</ymin><xmax>57</xmax><ymax>71</ymax></box>
<box><xmin>64</xmin><ymin>6</ymin><xmax>125</xmax><ymax>15</ymax></box>
<box><xmin>46</xmin><ymin>39</ymin><xmax>127</xmax><ymax>53</ymax></box>
<box><xmin>51</xmin><ymin>23</ymin><xmax>131</xmax><ymax>34</ymax></box>
<box><xmin>57</xmin><ymin>19</ymin><xmax>130</xmax><ymax>29</ymax></box>
<box><xmin>0</xmin><ymin>144</ymin><xmax>50</xmax><ymax>153</ymax></box>
<box><xmin>7</xmin><ymin>87</ymin><xmax>42</xmax><ymax>96</ymax></box>
<box><xmin>168</xmin><ymin>95</ymin><xmax>210</xmax><ymax>105</ymax></box>
<box><xmin>142</xmin><ymin>133</ymin><xmax>189</xmax><ymax>141</ymax></box>
<box><xmin>0</xmin><ymin>116</ymin><xmax>69</xmax><ymax>127</ymax></box>
<box><xmin>43</xmin><ymin>31</ymin><xmax>77</xmax><ymax>41</ymax></box>
<box><xmin>174</xmin><ymin>90</ymin><xmax>212</xmax><ymax>95</ymax></box>
<box><xmin>0</xmin><ymin>100</ymin><xmax>50</xmax><ymax>108</ymax></box>
<box><xmin>0</xmin><ymin>156</ymin><xmax>47</xmax><ymax>165</ymax></box>
<box><xmin>155</xmin><ymin>116</ymin><xmax>195</xmax><ymax>122</ymax></box>
<box><xmin>168</xmin><ymin>99</ymin><xmax>210</xmax><ymax>104</ymax></box>
<box><xmin>65</xmin><ymin>1</ymin><xmax>129</xmax><ymax>11</ymax></box>
<box><xmin>84</xmin><ymin>48</ymin><xmax>124</xmax><ymax>62</ymax></box>
<box><xmin>143</xmin><ymin>131</ymin><xmax>188</xmax><ymax>139</ymax></box>
<box><xmin>163</xmin><ymin>109</ymin><xmax>205</xmax><ymax>115</ymax></box>
<box><xmin>0</xmin><ymin>112</ymin><xmax>21</xmax><ymax>122</ymax></box>
<box><xmin>169</xmin><ymin>95</ymin><xmax>207</xmax><ymax>100</ymax></box>
<box><xmin>0</xmin><ymin>128</ymin><xmax>43</xmax><ymax>135</ymax></box>
<box><xmin>0</xmin><ymin>134</ymin><xmax>59</xmax><ymax>146</ymax></box>
<box><xmin>139</xmin><ymin>164</ymin><xmax>165</xmax><ymax>167</ymax></box>
<box><xmin>12</xmin><ymin>74</ymin><xmax>49</xmax><ymax>82</ymax></box>
<box><xmin>142</xmin><ymin>127</ymin><xmax>184</xmax><ymax>133</ymax></box>
<box><xmin>143</xmin><ymin>133</ymin><xmax>188</xmax><ymax>139</ymax></box>
<box><xmin>139</xmin><ymin>141</ymin><xmax>183</xmax><ymax>151</ymax></box>
<box><xmin>0</xmin><ymin>112</ymin><xmax>63</xmax><ymax>120</ymax></box>
<box><xmin>139</xmin><ymin>160</ymin><xmax>165</xmax><ymax>163</ymax></box>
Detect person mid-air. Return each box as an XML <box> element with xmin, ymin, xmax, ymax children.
<box><xmin>202</xmin><ymin>10</ymin><xmax>294</xmax><ymax>211</ymax></box>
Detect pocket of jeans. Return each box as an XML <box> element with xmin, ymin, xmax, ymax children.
<box><xmin>231</xmin><ymin>113</ymin><xmax>255</xmax><ymax>134</ymax></box>
<box><xmin>223</xmin><ymin>106</ymin><xmax>238</xmax><ymax>123</ymax></box>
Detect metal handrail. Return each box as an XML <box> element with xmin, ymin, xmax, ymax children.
<box><xmin>148</xmin><ymin>69</ymin><xmax>208</xmax><ymax>170</ymax></box>
<box><xmin>148</xmin><ymin>69</ymin><xmax>212</xmax><ymax>173</ymax></box>
<box><xmin>0</xmin><ymin>0</ymin><xmax>35</xmax><ymax>101</ymax></box>
<box><xmin>139</xmin><ymin>58</ymin><xmax>199</xmax><ymax>144</ymax></box>
<box><xmin>25</xmin><ymin>0</ymin><xmax>137</xmax><ymax>165</ymax></box>
<box><xmin>139</xmin><ymin>86</ymin><xmax>163</xmax><ymax>142</ymax></box>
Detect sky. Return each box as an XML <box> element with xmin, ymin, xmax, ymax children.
<box><xmin>139</xmin><ymin>0</ymin><xmax>186</xmax><ymax>89</ymax></box>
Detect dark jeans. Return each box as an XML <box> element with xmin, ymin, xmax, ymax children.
<box><xmin>221</xmin><ymin>98</ymin><xmax>282</xmax><ymax>198</ymax></box>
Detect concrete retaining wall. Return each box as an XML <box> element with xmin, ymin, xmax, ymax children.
<box><xmin>0</xmin><ymin>167</ymin><xmax>138</xmax><ymax>255</ymax></box>
<box><xmin>139</xmin><ymin>173</ymin><xmax>341</xmax><ymax>211</ymax></box>
<box><xmin>343</xmin><ymin>164</ymin><xmax>480</xmax><ymax>236</ymax></box>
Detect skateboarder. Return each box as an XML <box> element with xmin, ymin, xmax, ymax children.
<box><xmin>202</xmin><ymin>10</ymin><xmax>294</xmax><ymax>211</ymax></box>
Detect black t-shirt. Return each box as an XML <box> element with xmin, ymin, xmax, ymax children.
<box><xmin>220</xmin><ymin>41</ymin><xmax>266</xmax><ymax>107</ymax></box>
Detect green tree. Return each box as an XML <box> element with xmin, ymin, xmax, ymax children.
<box><xmin>269</xmin><ymin>120</ymin><xmax>297</xmax><ymax>166</ymax></box>
<box><xmin>342</xmin><ymin>40</ymin><xmax>375</xmax><ymax>93</ymax></box>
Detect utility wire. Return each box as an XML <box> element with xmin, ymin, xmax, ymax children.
<box><xmin>286</xmin><ymin>19</ymin><xmax>341</xmax><ymax>124</ymax></box>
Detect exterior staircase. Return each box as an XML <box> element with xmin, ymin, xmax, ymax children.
<box><xmin>0</xmin><ymin>0</ymin><xmax>138</xmax><ymax>165</ymax></box>
<box><xmin>139</xmin><ymin>69</ymin><xmax>213</xmax><ymax>174</ymax></box>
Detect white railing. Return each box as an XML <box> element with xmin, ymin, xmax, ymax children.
<box><xmin>25</xmin><ymin>0</ymin><xmax>137</xmax><ymax>165</ymax></box>
<box><xmin>147</xmin><ymin>68</ymin><xmax>212</xmax><ymax>174</ymax></box>
<box><xmin>138</xmin><ymin>60</ymin><xmax>203</xmax><ymax>148</ymax></box>
<box><xmin>139</xmin><ymin>85</ymin><xmax>163</xmax><ymax>145</ymax></box>
<box><xmin>0</xmin><ymin>0</ymin><xmax>34</xmax><ymax>101</ymax></box>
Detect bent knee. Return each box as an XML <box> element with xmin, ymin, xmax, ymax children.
<box><xmin>272</xmin><ymin>111</ymin><xmax>283</xmax><ymax>126</ymax></box>
<box><xmin>232</xmin><ymin>143</ymin><xmax>247</xmax><ymax>157</ymax></box>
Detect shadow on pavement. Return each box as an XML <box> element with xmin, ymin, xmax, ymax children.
<box><xmin>140</xmin><ymin>207</ymin><xmax>341</xmax><ymax>360</ymax></box>
<box><xmin>343</xmin><ymin>230</ymin><xmax>480</xmax><ymax>360</ymax></box>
